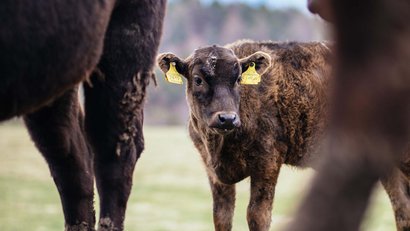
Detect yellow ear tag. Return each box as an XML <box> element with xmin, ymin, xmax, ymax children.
<box><xmin>165</xmin><ymin>62</ymin><xmax>184</xmax><ymax>84</ymax></box>
<box><xmin>240</xmin><ymin>62</ymin><xmax>261</xmax><ymax>85</ymax></box>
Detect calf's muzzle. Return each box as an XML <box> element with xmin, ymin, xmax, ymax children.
<box><xmin>209</xmin><ymin>112</ymin><xmax>241</xmax><ymax>130</ymax></box>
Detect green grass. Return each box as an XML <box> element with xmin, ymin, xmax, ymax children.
<box><xmin>0</xmin><ymin>122</ymin><xmax>395</xmax><ymax>230</ymax></box>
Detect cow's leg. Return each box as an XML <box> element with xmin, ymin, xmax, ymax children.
<box><xmin>285</xmin><ymin>0</ymin><xmax>410</xmax><ymax>230</ymax></box>
<box><xmin>247</xmin><ymin>155</ymin><xmax>283</xmax><ymax>231</ymax></box>
<box><xmin>382</xmin><ymin>168</ymin><xmax>410</xmax><ymax>231</ymax></box>
<box><xmin>208</xmin><ymin>177</ymin><xmax>236</xmax><ymax>231</ymax></box>
<box><xmin>24</xmin><ymin>87</ymin><xmax>95</xmax><ymax>231</ymax></box>
<box><xmin>84</xmin><ymin>0</ymin><xmax>166</xmax><ymax>230</ymax></box>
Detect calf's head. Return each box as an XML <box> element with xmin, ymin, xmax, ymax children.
<box><xmin>158</xmin><ymin>46</ymin><xmax>271</xmax><ymax>132</ymax></box>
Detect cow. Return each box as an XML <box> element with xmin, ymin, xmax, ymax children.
<box><xmin>0</xmin><ymin>0</ymin><xmax>166</xmax><ymax>230</ymax></box>
<box><xmin>157</xmin><ymin>39</ymin><xmax>410</xmax><ymax>231</ymax></box>
<box><xmin>157</xmin><ymin>40</ymin><xmax>330</xmax><ymax>230</ymax></box>
<box><xmin>284</xmin><ymin>1</ymin><xmax>410</xmax><ymax>231</ymax></box>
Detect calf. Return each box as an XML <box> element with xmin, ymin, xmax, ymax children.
<box><xmin>158</xmin><ymin>40</ymin><xmax>330</xmax><ymax>230</ymax></box>
<box><xmin>158</xmin><ymin>40</ymin><xmax>410</xmax><ymax>231</ymax></box>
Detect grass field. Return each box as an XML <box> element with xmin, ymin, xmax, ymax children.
<box><xmin>0</xmin><ymin>122</ymin><xmax>396</xmax><ymax>231</ymax></box>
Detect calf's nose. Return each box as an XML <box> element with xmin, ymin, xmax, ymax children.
<box><xmin>218</xmin><ymin>113</ymin><xmax>236</xmax><ymax>124</ymax></box>
<box><xmin>212</xmin><ymin>112</ymin><xmax>240</xmax><ymax>130</ymax></box>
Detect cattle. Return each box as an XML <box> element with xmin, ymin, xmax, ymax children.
<box><xmin>0</xmin><ymin>0</ymin><xmax>166</xmax><ymax>230</ymax></box>
<box><xmin>307</xmin><ymin>0</ymin><xmax>333</xmax><ymax>22</ymax></box>
<box><xmin>157</xmin><ymin>40</ymin><xmax>329</xmax><ymax>230</ymax></box>
<box><xmin>285</xmin><ymin>1</ymin><xmax>410</xmax><ymax>231</ymax></box>
<box><xmin>158</xmin><ymin>39</ymin><xmax>410</xmax><ymax>231</ymax></box>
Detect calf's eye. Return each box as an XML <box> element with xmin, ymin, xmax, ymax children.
<box><xmin>237</xmin><ymin>76</ymin><xmax>242</xmax><ymax>84</ymax></box>
<box><xmin>194</xmin><ymin>76</ymin><xmax>203</xmax><ymax>86</ymax></box>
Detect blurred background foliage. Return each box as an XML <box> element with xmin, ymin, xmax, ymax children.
<box><xmin>145</xmin><ymin>0</ymin><xmax>329</xmax><ymax>125</ymax></box>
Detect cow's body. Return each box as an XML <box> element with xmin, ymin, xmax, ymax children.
<box><xmin>287</xmin><ymin>1</ymin><xmax>410</xmax><ymax>231</ymax></box>
<box><xmin>0</xmin><ymin>1</ymin><xmax>167</xmax><ymax>230</ymax></box>
<box><xmin>0</xmin><ymin>0</ymin><xmax>114</xmax><ymax>120</ymax></box>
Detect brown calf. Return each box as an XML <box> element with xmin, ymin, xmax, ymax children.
<box><xmin>158</xmin><ymin>40</ymin><xmax>329</xmax><ymax>230</ymax></box>
<box><xmin>158</xmin><ymin>39</ymin><xmax>410</xmax><ymax>231</ymax></box>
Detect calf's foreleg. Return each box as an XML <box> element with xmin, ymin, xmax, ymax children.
<box><xmin>209</xmin><ymin>177</ymin><xmax>236</xmax><ymax>231</ymax></box>
<box><xmin>247</xmin><ymin>155</ymin><xmax>283</xmax><ymax>231</ymax></box>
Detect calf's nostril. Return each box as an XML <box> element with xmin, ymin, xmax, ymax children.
<box><xmin>218</xmin><ymin>114</ymin><xmax>226</xmax><ymax>123</ymax></box>
<box><xmin>218</xmin><ymin>113</ymin><xmax>237</xmax><ymax>124</ymax></box>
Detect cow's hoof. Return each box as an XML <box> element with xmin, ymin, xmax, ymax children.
<box><xmin>97</xmin><ymin>218</ymin><xmax>118</xmax><ymax>231</ymax></box>
<box><xmin>65</xmin><ymin>222</ymin><xmax>93</xmax><ymax>231</ymax></box>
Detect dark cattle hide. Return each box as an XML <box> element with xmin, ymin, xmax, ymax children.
<box><xmin>286</xmin><ymin>1</ymin><xmax>410</xmax><ymax>231</ymax></box>
<box><xmin>0</xmin><ymin>0</ymin><xmax>166</xmax><ymax>230</ymax></box>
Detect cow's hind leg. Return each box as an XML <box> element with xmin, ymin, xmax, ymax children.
<box><xmin>84</xmin><ymin>0</ymin><xmax>166</xmax><ymax>230</ymax></box>
<box><xmin>24</xmin><ymin>87</ymin><xmax>95</xmax><ymax>231</ymax></box>
<box><xmin>382</xmin><ymin>168</ymin><xmax>410</xmax><ymax>231</ymax></box>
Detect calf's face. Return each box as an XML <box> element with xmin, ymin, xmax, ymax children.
<box><xmin>158</xmin><ymin>46</ymin><xmax>271</xmax><ymax>133</ymax></box>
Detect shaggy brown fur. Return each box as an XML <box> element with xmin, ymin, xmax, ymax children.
<box><xmin>159</xmin><ymin>39</ymin><xmax>410</xmax><ymax>231</ymax></box>
<box><xmin>158</xmin><ymin>40</ymin><xmax>331</xmax><ymax>230</ymax></box>
<box><xmin>1</xmin><ymin>0</ymin><xmax>167</xmax><ymax>230</ymax></box>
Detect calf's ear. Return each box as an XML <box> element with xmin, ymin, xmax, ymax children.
<box><xmin>239</xmin><ymin>51</ymin><xmax>271</xmax><ymax>75</ymax></box>
<box><xmin>157</xmin><ymin>53</ymin><xmax>188</xmax><ymax>84</ymax></box>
